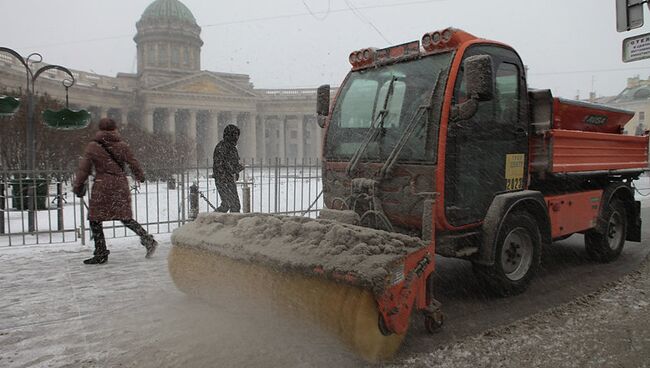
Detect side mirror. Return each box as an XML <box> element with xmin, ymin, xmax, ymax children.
<box><xmin>316</xmin><ymin>84</ymin><xmax>330</xmax><ymax>128</ymax></box>
<box><xmin>464</xmin><ymin>55</ymin><xmax>494</xmax><ymax>102</ymax></box>
<box><xmin>450</xmin><ymin>55</ymin><xmax>494</xmax><ymax>122</ymax></box>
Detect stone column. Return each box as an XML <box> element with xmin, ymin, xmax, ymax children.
<box><xmin>188</xmin><ymin>109</ymin><xmax>198</xmax><ymax>163</ymax></box>
<box><xmin>121</xmin><ymin>110</ymin><xmax>128</xmax><ymax>127</ymax></box>
<box><xmin>247</xmin><ymin>113</ymin><xmax>258</xmax><ymax>162</ymax></box>
<box><xmin>315</xmin><ymin>118</ymin><xmax>323</xmax><ymax>159</ymax></box>
<box><xmin>297</xmin><ymin>116</ymin><xmax>305</xmax><ymax>162</ymax></box>
<box><xmin>279</xmin><ymin>115</ymin><xmax>287</xmax><ymax>161</ymax></box>
<box><xmin>235</xmin><ymin>112</ymin><xmax>255</xmax><ymax>161</ymax></box>
<box><xmin>165</xmin><ymin>108</ymin><xmax>176</xmax><ymax>143</ymax></box>
<box><xmin>258</xmin><ymin>115</ymin><xmax>267</xmax><ymax>162</ymax></box>
<box><xmin>220</xmin><ymin>111</ymin><xmax>233</xmax><ymax>136</ymax></box>
<box><xmin>206</xmin><ymin>110</ymin><xmax>220</xmax><ymax>167</ymax></box>
<box><xmin>143</xmin><ymin>108</ymin><xmax>154</xmax><ymax>134</ymax></box>
<box><xmin>188</xmin><ymin>110</ymin><xmax>198</xmax><ymax>143</ymax></box>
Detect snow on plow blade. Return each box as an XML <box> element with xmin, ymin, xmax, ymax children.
<box><xmin>169</xmin><ymin>213</ymin><xmax>437</xmax><ymax>362</ymax></box>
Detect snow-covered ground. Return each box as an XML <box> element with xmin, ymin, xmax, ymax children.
<box><xmin>0</xmin><ymin>235</ymin><xmax>365</xmax><ymax>368</ymax></box>
<box><xmin>390</xmin><ymin>257</ymin><xmax>650</xmax><ymax>368</ymax></box>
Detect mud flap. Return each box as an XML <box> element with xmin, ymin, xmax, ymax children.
<box><xmin>627</xmin><ymin>200</ymin><xmax>642</xmax><ymax>242</ymax></box>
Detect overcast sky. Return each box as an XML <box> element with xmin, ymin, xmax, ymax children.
<box><xmin>1</xmin><ymin>0</ymin><xmax>650</xmax><ymax>99</ymax></box>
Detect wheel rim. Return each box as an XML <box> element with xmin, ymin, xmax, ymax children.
<box><xmin>606</xmin><ymin>211</ymin><xmax>624</xmax><ymax>251</ymax></box>
<box><xmin>500</xmin><ymin>227</ymin><xmax>534</xmax><ymax>281</ymax></box>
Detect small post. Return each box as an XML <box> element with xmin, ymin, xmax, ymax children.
<box><xmin>274</xmin><ymin>157</ymin><xmax>280</xmax><ymax>212</ymax></box>
<box><xmin>27</xmin><ymin>184</ymin><xmax>35</xmax><ymax>233</ymax></box>
<box><xmin>242</xmin><ymin>186</ymin><xmax>251</xmax><ymax>213</ymax></box>
<box><xmin>189</xmin><ymin>183</ymin><xmax>199</xmax><ymax>220</ymax></box>
<box><xmin>242</xmin><ymin>159</ymin><xmax>250</xmax><ymax>213</ymax></box>
<box><xmin>56</xmin><ymin>182</ymin><xmax>64</xmax><ymax>231</ymax></box>
<box><xmin>180</xmin><ymin>172</ymin><xmax>186</xmax><ymax>223</ymax></box>
<box><xmin>79</xmin><ymin>195</ymin><xmax>86</xmax><ymax>246</ymax></box>
<box><xmin>0</xmin><ymin>181</ymin><xmax>5</xmax><ymax>234</ymax></box>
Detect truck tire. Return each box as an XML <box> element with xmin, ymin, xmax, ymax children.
<box><xmin>473</xmin><ymin>211</ymin><xmax>542</xmax><ymax>296</ymax></box>
<box><xmin>584</xmin><ymin>199</ymin><xmax>627</xmax><ymax>263</ymax></box>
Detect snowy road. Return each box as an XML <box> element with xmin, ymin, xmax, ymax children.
<box><xmin>0</xmin><ymin>238</ymin><xmax>365</xmax><ymax>367</ymax></box>
<box><xmin>0</xmin><ymin>210</ymin><xmax>649</xmax><ymax>367</ymax></box>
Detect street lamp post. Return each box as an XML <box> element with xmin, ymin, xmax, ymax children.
<box><xmin>0</xmin><ymin>47</ymin><xmax>79</xmax><ymax>232</ymax></box>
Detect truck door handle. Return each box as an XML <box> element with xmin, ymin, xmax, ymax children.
<box><xmin>515</xmin><ymin>127</ymin><xmax>528</xmax><ymax>137</ymax></box>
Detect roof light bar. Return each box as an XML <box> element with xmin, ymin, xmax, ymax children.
<box><xmin>421</xmin><ymin>27</ymin><xmax>477</xmax><ymax>53</ymax></box>
<box><xmin>349</xmin><ymin>47</ymin><xmax>377</xmax><ymax>69</ymax></box>
<box><xmin>375</xmin><ymin>41</ymin><xmax>420</xmax><ymax>64</ymax></box>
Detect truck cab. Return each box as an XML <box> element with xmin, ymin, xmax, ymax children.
<box><xmin>318</xmin><ymin>28</ymin><xmax>647</xmax><ymax>295</ymax></box>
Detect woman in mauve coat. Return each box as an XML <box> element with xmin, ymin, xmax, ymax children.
<box><xmin>73</xmin><ymin>118</ymin><xmax>157</xmax><ymax>264</ymax></box>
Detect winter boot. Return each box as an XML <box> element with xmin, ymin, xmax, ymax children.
<box><xmin>85</xmin><ymin>237</ymin><xmax>110</xmax><ymax>265</ymax></box>
<box><xmin>84</xmin><ymin>249</ymin><xmax>110</xmax><ymax>265</ymax></box>
<box><xmin>141</xmin><ymin>234</ymin><xmax>158</xmax><ymax>258</ymax></box>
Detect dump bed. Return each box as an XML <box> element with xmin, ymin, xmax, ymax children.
<box><xmin>552</xmin><ymin>98</ymin><xmax>634</xmax><ymax>133</ymax></box>
<box><xmin>529</xmin><ymin>90</ymin><xmax>649</xmax><ymax>175</ymax></box>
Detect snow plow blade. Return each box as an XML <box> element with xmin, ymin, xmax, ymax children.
<box><xmin>169</xmin><ymin>213</ymin><xmax>440</xmax><ymax>362</ymax></box>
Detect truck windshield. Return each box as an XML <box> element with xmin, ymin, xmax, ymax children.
<box><xmin>325</xmin><ymin>52</ymin><xmax>453</xmax><ymax>163</ymax></box>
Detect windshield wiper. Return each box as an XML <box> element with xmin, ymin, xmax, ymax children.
<box><xmin>379</xmin><ymin>70</ymin><xmax>443</xmax><ymax>179</ymax></box>
<box><xmin>378</xmin><ymin>105</ymin><xmax>428</xmax><ymax>179</ymax></box>
<box><xmin>346</xmin><ymin>75</ymin><xmax>398</xmax><ymax>177</ymax></box>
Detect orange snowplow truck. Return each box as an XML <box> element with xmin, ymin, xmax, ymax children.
<box><xmin>168</xmin><ymin>28</ymin><xmax>649</xmax><ymax>362</ymax></box>
<box><xmin>317</xmin><ymin>28</ymin><xmax>648</xmax><ymax>297</ymax></box>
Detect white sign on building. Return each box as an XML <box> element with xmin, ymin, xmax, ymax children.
<box><xmin>623</xmin><ymin>32</ymin><xmax>650</xmax><ymax>62</ymax></box>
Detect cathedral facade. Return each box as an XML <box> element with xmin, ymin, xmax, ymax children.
<box><xmin>0</xmin><ymin>0</ymin><xmax>323</xmax><ymax>163</ymax></box>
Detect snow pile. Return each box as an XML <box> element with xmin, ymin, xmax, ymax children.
<box><xmin>171</xmin><ymin>212</ymin><xmax>425</xmax><ymax>293</ymax></box>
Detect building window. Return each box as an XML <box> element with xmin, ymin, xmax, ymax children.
<box><xmin>288</xmin><ymin>144</ymin><xmax>298</xmax><ymax>157</ymax></box>
<box><xmin>147</xmin><ymin>45</ymin><xmax>156</xmax><ymax>66</ymax></box>
<box><xmin>183</xmin><ymin>48</ymin><xmax>190</xmax><ymax>66</ymax></box>
<box><xmin>290</xmin><ymin>130</ymin><xmax>298</xmax><ymax>139</ymax></box>
<box><xmin>276</xmin><ymin>130</ymin><xmax>280</xmax><ymax>138</ymax></box>
<box><xmin>171</xmin><ymin>45</ymin><xmax>180</xmax><ymax>67</ymax></box>
<box><xmin>158</xmin><ymin>44</ymin><xmax>168</xmax><ymax>67</ymax></box>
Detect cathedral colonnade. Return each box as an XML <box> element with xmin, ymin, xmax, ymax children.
<box><xmin>129</xmin><ymin>107</ymin><xmax>321</xmax><ymax>163</ymax></box>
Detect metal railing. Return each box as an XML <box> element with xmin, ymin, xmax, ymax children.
<box><xmin>0</xmin><ymin>157</ymin><xmax>323</xmax><ymax>246</ymax></box>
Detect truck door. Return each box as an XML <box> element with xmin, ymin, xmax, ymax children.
<box><xmin>444</xmin><ymin>45</ymin><xmax>529</xmax><ymax>226</ymax></box>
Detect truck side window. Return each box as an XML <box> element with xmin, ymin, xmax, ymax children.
<box><xmin>495</xmin><ymin>63</ymin><xmax>519</xmax><ymax>124</ymax></box>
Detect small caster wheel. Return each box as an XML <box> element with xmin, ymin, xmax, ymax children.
<box><xmin>378</xmin><ymin>314</ymin><xmax>392</xmax><ymax>336</ymax></box>
<box><xmin>424</xmin><ymin>312</ymin><xmax>443</xmax><ymax>333</ymax></box>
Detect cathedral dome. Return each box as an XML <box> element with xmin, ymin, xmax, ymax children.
<box><xmin>134</xmin><ymin>0</ymin><xmax>203</xmax><ymax>77</ymax></box>
<box><xmin>140</xmin><ymin>0</ymin><xmax>197</xmax><ymax>24</ymax></box>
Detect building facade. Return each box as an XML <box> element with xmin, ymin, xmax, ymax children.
<box><xmin>593</xmin><ymin>76</ymin><xmax>650</xmax><ymax>136</ymax></box>
<box><xmin>0</xmin><ymin>0</ymin><xmax>325</xmax><ymax>163</ymax></box>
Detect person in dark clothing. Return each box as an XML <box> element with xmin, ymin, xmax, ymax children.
<box><xmin>73</xmin><ymin>118</ymin><xmax>158</xmax><ymax>264</ymax></box>
<box><xmin>213</xmin><ymin>124</ymin><xmax>244</xmax><ymax>213</ymax></box>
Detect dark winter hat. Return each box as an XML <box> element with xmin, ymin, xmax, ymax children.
<box><xmin>99</xmin><ymin>118</ymin><xmax>118</xmax><ymax>131</ymax></box>
<box><xmin>223</xmin><ymin>124</ymin><xmax>240</xmax><ymax>142</ymax></box>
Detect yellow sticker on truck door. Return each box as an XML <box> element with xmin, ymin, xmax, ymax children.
<box><xmin>505</xmin><ymin>153</ymin><xmax>525</xmax><ymax>190</ymax></box>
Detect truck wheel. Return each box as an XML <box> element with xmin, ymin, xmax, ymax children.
<box><xmin>584</xmin><ymin>199</ymin><xmax>627</xmax><ymax>263</ymax></box>
<box><xmin>473</xmin><ymin>211</ymin><xmax>542</xmax><ymax>296</ymax></box>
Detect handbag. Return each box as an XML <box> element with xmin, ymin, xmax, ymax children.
<box><xmin>75</xmin><ymin>182</ymin><xmax>87</xmax><ymax>198</ymax></box>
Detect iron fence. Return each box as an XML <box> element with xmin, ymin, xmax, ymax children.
<box><xmin>0</xmin><ymin>157</ymin><xmax>323</xmax><ymax>246</ymax></box>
